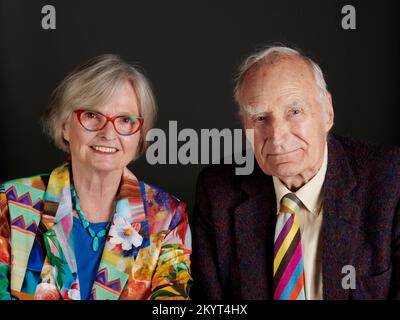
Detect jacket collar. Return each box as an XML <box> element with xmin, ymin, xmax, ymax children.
<box><xmin>233</xmin><ymin>162</ymin><xmax>277</xmax><ymax>299</ymax></box>
<box><xmin>233</xmin><ymin>133</ymin><xmax>358</xmax><ymax>300</ymax></box>
<box><xmin>41</xmin><ymin>162</ymin><xmax>149</xmax><ymax>300</ymax></box>
<box><xmin>5</xmin><ymin>175</ymin><xmax>46</xmax><ymax>294</ymax></box>
<box><xmin>322</xmin><ymin>134</ymin><xmax>359</xmax><ymax>299</ymax></box>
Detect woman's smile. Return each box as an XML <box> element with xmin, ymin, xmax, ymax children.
<box><xmin>90</xmin><ymin>145</ymin><xmax>119</xmax><ymax>154</ymax></box>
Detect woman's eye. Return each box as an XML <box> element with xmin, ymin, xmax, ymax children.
<box><xmin>85</xmin><ymin>112</ymin><xmax>97</xmax><ymax>118</ymax></box>
<box><xmin>123</xmin><ymin>117</ymin><xmax>135</xmax><ymax>123</ymax></box>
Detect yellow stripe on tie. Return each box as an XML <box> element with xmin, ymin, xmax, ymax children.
<box><xmin>281</xmin><ymin>198</ymin><xmax>300</xmax><ymax>214</ymax></box>
<box><xmin>273</xmin><ymin>220</ymin><xmax>300</xmax><ymax>275</ymax></box>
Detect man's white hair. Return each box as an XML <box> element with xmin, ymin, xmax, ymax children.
<box><xmin>234</xmin><ymin>45</ymin><xmax>330</xmax><ymax>113</ymax></box>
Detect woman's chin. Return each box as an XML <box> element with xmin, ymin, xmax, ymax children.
<box><xmin>87</xmin><ymin>159</ymin><xmax>124</xmax><ymax>173</ymax></box>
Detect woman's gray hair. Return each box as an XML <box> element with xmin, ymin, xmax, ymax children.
<box><xmin>41</xmin><ymin>54</ymin><xmax>157</xmax><ymax>158</ymax></box>
<box><xmin>234</xmin><ymin>45</ymin><xmax>330</xmax><ymax>112</ymax></box>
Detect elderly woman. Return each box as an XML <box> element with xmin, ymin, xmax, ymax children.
<box><xmin>0</xmin><ymin>55</ymin><xmax>192</xmax><ymax>300</ymax></box>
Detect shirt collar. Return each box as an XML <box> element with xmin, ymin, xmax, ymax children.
<box><xmin>272</xmin><ymin>143</ymin><xmax>328</xmax><ymax>216</ymax></box>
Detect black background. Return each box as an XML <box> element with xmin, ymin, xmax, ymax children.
<box><xmin>0</xmin><ymin>0</ymin><xmax>399</xmax><ymax>215</ymax></box>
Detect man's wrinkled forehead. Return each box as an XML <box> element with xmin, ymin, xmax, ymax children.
<box><xmin>242</xmin><ymin>99</ymin><xmax>311</xmax><ymax>117</ymax></box>
<box><xmin>239</xmin><ymin>57</ymin><xmax>316</xmax><ymax>109</ymax></box>
<box><xmin>241</xmin><ymin>54</ymin><xmax>311</xmax><ymax>82</ymax></box>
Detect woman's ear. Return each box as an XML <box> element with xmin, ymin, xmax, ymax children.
<box><xmin>62</xmin><ymin>119</ymin><xmax>71</xmax><ymax>143</ymax></box>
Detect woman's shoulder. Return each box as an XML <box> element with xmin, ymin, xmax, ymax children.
<box><xmin>140</xmin><ymin>181</ymin><xmax>183</xmax><ymax>206</ymax></box>
<box><xmin>1</xmin><ymin>173</ymin><xmax>50</xmax><ymax>194</ymax></box>
<box><xmin>139</xmin><ymin>181</ymin><xmax>188</xmax><ymax>235</ymax></box>
<box><xmin>139</xmin><ymin>181</ymin><xmax>186</xmax><ymax>214</ymax></box>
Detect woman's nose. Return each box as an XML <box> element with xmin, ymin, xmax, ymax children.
<box><xmin>99</xmin><ymin>120</ymin><xmax>118</xmax><ymax>139</ymax></box>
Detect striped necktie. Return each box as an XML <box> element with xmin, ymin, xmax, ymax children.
<box><xmin>273</xmin><ymin>193</ymin><xmax>306</xmax><ymax>300</ymax></box>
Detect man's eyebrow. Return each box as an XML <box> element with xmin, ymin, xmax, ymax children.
<box><xmin>285</xmin><ymin>99</ymin><xmax>312</xmax><ymax>110</ymax></box>
<box><xmin>286</xmin><ymin>100</ymin><xmax>301</xmax><ymax>108</ymax></box>
<box><xmin>242</xmin><ymin>105</ymin><xmax>269</xmax><ymax>116</ymax></box>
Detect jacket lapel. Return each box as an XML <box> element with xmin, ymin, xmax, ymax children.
<box><xmin>7</xmin><ymin>162</ymin><xmax>150</xmax><ymax>300</ymax></box>
<box><xmin>233</xmin><ymin>134</ymin><xmax>360</xmax><ymax>300</ymax></box>
<box><xmin>322</xmin><ymin>135</ymin><xmax>359</xmax><ymax>300</ymax></box>
<box><xmin>4</xmin><ymin>176</ymin><xmax>46</xmax><ymax>295</ymax></box>
<box><xmin>41</xmin><ymin>163</ymin><xmax>79</xmax><ymax>299</ymax></box>
<box><xmin>90</xmin><ymin>167</ymin><xmax>150</xmax><ymax>300</ymax></box>
<box><xmin>233</xmin><ymin>164</ymin><xmax>277</xmax><ymax>299</ymax></box>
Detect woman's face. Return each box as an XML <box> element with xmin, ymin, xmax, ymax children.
<box><xmin>62</xmin><ymin>80</ymin><xmax>141</xmax><ymax>173</ymax></box>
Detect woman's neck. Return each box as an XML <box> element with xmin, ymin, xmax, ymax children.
<box><xmin>71</xmin><ymin>161</ymin><xmax>123</xmax><ymax>223</ymax></box>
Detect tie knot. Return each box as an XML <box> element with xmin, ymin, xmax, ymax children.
<box><xmin>279</xmin><ymin>193</ymin><xmax>303</xmax><ymax>214</ymax></box>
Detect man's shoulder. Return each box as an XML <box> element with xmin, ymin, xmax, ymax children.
<box><xmin>196</xmin><ymin>160</ymin><xmax>272</xmax><ymax>204</ymax></box>
<box><xmin>334</xmin><ymin>134</ymin><xmax>399</xmax><ymax>157</ymax></box>
<box><xmin>331</xmin><ymin>134</ymin><xmax>400</xmax><ymax>183</ymax></box>
<box><xmin>197</xmin><ymin>163</ymin><xmax>248</xmax><ymax>190</ymax></box>
<box><xmin>199</xmin><ymin>162</ymin><xmax>239</xmax><ymax>179</ymax></box>
<box><xmin>333</xmin><ymin>134</ymin><xmax>400</xmax><ymax>164</ymax></box>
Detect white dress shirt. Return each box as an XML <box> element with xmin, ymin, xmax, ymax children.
<box><xmin>272</xmin><ymin>143</ymin><xmax>328</xmax><ymax>300</ymax></box>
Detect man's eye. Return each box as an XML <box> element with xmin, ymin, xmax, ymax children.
<box><xmin>255</xmin><ymin>116</ymin><xmax>267</xmax><ymax>122</ymax></box>
<box><xmin>251</xmin><ymin>115</ymin><xmax>268</xmax><ymax>126</ymax></box>
<box><xmin>291</xmin><ymin>109</ymin><xmax>301</xmax><ymax>115</ymax></box>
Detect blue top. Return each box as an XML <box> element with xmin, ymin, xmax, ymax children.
<box><xmin>73</xmin><ymin>216</ymin><xmax>108</xmax><ymax>300</ymax></box>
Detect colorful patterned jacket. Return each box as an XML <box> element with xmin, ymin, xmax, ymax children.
<box><xmin>0</xmin><ymin>162</ymin><xmax>192</xmax><ymax>300</ymax></box>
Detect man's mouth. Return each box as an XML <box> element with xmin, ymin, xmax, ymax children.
<box><xmin>90</xmin><ymin>145</ymin><xmax>119</xmax><ymax>153</ymax></box>
<box><xmin>268</xmin><ymin>149</ymin><xmax>298</xmax><ymax>157</ymax></box>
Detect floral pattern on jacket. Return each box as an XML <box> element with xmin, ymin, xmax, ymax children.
<box><xmin>0</xmin><ymin>162</ymin><xmax>192</xmax><ymax>300</ymax></box>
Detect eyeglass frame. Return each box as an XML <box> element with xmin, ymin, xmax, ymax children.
<box><xmin>74</xmin><ymin>109</ymin><xmax>144</xmax><ymax>136</ymax></box>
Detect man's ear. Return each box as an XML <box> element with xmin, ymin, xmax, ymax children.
<box><xmin>324</xmin><ymin>93</ymin><xmax>334</xmax><ymax>132</ymax></box>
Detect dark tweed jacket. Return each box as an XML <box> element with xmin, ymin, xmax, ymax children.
<box><xmin>192</xmin><ymin>134</ymin><xmax>400</xmax><ymax>300</ymax></box>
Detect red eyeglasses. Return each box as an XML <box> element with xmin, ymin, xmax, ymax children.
<box><xmin>74</xmin><ymin>110</ymin><xmax>144</xmax><ymax>136</ymax></box>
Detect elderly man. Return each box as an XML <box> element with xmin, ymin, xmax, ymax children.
<box><xmin>192</xmin><ymin>46</ymin><xmax>400</xmax><ymax>300</ymax></box>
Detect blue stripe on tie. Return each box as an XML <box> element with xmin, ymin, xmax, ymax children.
<box><xmin>274</xmin><ymin>213</ymin><xmax>292</xmax><ymax>242</ymax></box>
<box><xmin>279</xmin><ymin>258</ymin><xmax>304</xmax><ymax>300</ymax></box>
<box><xmin>297</xmin><ymin>288</ymin><xmax>305</xmax><ymax>300</ymax></box>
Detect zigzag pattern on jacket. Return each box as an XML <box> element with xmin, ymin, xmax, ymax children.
<box><xmin>5</xmin><ymin>186</ymin><xmax>43</xmax><ymax>211</ymax></box>
<box><xmin>10</xmin><ymin>216</ymin><xmax>38</xmax><ymax>235</ymax></box>
<box><xmin>91</xmin><ymin>268</ymin><xmax>123</xmax><ymax>297</ymax></box>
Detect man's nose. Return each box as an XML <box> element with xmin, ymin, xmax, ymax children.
<box><xmin>269</xmin><ymin>119</ymin><xmax>287</xmax><ymax>146</ymax></box>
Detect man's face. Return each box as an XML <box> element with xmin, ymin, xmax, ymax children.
<box><xmin>240</xmin><ymin>57</ymin><xmax>334</xmax><ymax>181</ymax></box>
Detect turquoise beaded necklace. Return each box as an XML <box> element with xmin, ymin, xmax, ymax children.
<box><xmin>70</xmin><ymin>184</ymin><xmax>113</xmax><ymax>252</ymax></box>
